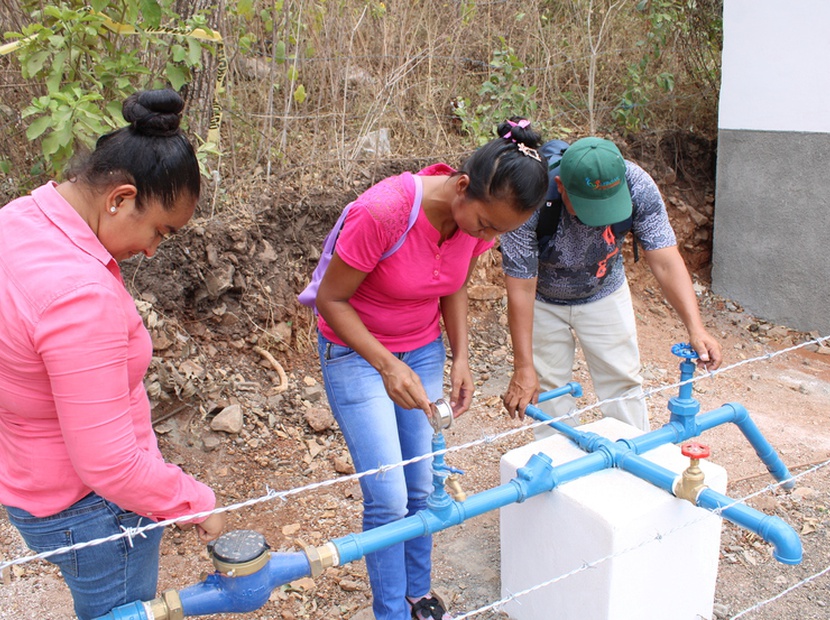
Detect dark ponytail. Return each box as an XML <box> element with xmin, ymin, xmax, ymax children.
<box><xmin>459</xmin><ymin>117</ymin><xmax>548</xmax><ymax>213</ymax></box>
<box><xmin>67</xmin><ymin>89</ymin><xmax>201</xmax><ymax>211</ymax></box>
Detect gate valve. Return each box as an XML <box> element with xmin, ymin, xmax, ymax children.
<box><xmin>676</xmin><ymin>442</ymin><xmax>710</xmax><ymax>504</ymax></box>
<box><xmin>671</xmin><ymin>342</ymin><xmax>699</xmax><ymax>361</ymax></box>
<box><xmin>681</xmin><ymin>442</ymin><xmax>710</xmax><ymax>460</ymax></box>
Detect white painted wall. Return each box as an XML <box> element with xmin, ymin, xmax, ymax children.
<box><xmin>714</xmin><ymin>0</ymin><xmax>830</xmax><ymax>334</ymax></box>
<box><xmin>719</xmin><ymin>0</ymin><xmax>830</xmax><ymax>132</ymax></box>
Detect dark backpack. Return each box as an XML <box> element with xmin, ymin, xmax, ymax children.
<box><xmin>535</xmin><ymin>139</ymin><xmax>638</xmax><ymax>262</ymax></box>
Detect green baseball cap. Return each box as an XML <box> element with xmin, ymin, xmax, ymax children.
<box><xmin>559</xmin><ymin>137</ymin><xmax>632</xmax><ymax>227</ymax></box>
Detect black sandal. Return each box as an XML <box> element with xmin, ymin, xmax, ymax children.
<box><xmin>407</xmin><ymin>594</ymin><xmax>452</xmax><ymax>620</ymax></box>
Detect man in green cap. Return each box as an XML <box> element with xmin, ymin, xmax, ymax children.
<box><xmin>500</xmin><ymin>136</ymin><xmax>722</xmax><ymax>431</ymax></box>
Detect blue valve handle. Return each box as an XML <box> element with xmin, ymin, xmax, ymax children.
<box><xmin>671</xmin><ymin>342</ymin><xmax>699</xmax><ymax>360</ymax></box>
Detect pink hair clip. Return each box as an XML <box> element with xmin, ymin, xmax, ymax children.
<box><xmin>503</xmin><ymin>119</ymin><xmax>531</xmax><ymax>142</ymax></box>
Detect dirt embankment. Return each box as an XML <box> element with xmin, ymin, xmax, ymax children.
<box><xmin>3</xmin><ymin>133</ymin><xmax>830</xmax><ymax>620</ymax></box>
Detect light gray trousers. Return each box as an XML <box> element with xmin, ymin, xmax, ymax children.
<box><xmin>532</xmin><ymin>281</ymin><xmax>649</xmax><ymax>434</ymax></box>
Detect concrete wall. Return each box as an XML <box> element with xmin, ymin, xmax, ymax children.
<box><xmin>713</xmin><ymin>0</ymin><xmax>830</xmax><ymax>333</ymax></box>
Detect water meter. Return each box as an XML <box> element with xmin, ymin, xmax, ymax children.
<box><xmin>208</xmin><ymin>529</ymin><xmax>271</xmax><ymax>576</ymax></box>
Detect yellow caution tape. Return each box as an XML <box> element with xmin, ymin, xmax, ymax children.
<box><xmin>0</xmin><ymin>11</ymin><xmax>225</xmax><ymax>146</ymax></box>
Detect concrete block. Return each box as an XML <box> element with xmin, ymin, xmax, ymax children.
<box><xmin>500</xmin><ymin>418</ymin><xmax>727</xmax><ymax>620</ymax></box>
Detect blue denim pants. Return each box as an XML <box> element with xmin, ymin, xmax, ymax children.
<box><xmin>4</xmin><ymin>492</ymin><xmax>165</xmax><ymax>620</ymax></box>
<box><xmin>319</xmin><ymin>333</ymin><xmax>445</xmax><ymax>620</ymax></box>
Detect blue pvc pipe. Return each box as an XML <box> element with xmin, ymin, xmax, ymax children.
<box><xmin>96</xmin><ymin>375</ymin><xmax>801</xmax><ymax>619</ymax></box>
<box><xmin>95</xmin><ymin>602</ymin><xmax>149</xmax><ymax>620</ymax></box>
<box><xmin>524</xmin><ymin>400</ymin><xmax>801</xmax><ymax>564</ymax></box>
<box><xmin>537</xmin><ymin>382</ymin><xmax>583</xmax><ymax>403</ymax></box>
<box><xmin>697</xmin><ymin>488</ymin><xmax>802</xmax><ymax>564</ymax></box>
<box><xmin>695</xmin><ymin>403</ymin><xmax>795</xmax><ymax>488</ymax></box>
<box><xmin>333</xmin><ymin>447</ymin><xmax>612</xmax><ymax>566</ymax></box>
<box><xmin>615</xmin><ymin>452</ymin><xmax>801</xmax><ymax>563</ymax></box>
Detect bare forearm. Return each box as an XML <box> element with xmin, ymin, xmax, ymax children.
<box><xmin>503</xmin><ymin>275</ymin><xmax>540</xmax><ymax>417</ymax></box>
<box><xmin>645</xmin><ymin>248</ymin><xmax>705</xmax><ymax>333</ymax></box>
<box><xmin>645</xmin><ymin>246</ymin><xmax>723</xmax><ymax>368</ymax></box>
<box><xmin>440</xmin><ymin>289</ymin><xmax>470</xmax><ymax>362</ymax></box>
<box><xmin>505</xmin><ymin>275</ymin><xmax>537</xmax><ymax>370</ymax></box>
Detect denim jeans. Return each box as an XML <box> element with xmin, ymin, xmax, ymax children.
<box><xmin>5</xmin><ymin>492</ymin><xmax>165</xmax><ymax>620</ymax></box>
<box><xmin>319</xmin><ymin>333</ymin><xmax>445</xmax><ymax>620</ymax></box>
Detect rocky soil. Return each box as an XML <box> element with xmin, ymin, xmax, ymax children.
<box><xmin>2</xmin><ymin>138</ymin><xmax>829</xmax><ymax>619</ymax></box>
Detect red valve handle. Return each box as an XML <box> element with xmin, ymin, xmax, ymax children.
<box><xmin>681</xmin><ymin>442</ymin><xmax>710</xmax><ymax>459</ymax></box>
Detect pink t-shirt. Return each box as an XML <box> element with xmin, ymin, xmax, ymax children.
<box><xmin>318</xmin><ymin>164</ymin><xmax>494</xmax><ymax>351</ymax></box>
<box><xmin>0</xmin><ymin>182</ymin><xmax>215</xmax><ymax>520</ymax></box>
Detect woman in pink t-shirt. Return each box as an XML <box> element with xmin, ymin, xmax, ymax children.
<box><xmin>313</xmin><ymin>120</ymin><xmax>548</xmax><ymax>620</ymax></box>
<box><xmin>0</xmin><ymin>89</ymin><xmax>225</xmax><ymax>619</ymax></box>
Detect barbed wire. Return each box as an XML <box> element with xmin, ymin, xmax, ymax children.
<box><xmin>2</xmin><ymin>334</ymin><xmax>826</xmax><ymax>568</ymax></box>
<box><xmin>729</xmin><ymin>562</ymin><xmax>830</xmax><ymax>619</ymax></box>
<box><xmin>1</xmin><ymin>333</ymin><xmax>828</xmax><ymax>618</ymax></box>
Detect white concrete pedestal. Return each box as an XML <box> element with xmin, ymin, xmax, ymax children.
<box><xmin>500</xmin><ymin>418</ymin><xmax>727</xmax><ymax>620</ymax></box>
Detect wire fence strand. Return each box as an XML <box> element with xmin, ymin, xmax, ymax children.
<box><xmin>0</xmin><ymin>335</ymin><xmax>830</xmax><ymax>620</ymax></box>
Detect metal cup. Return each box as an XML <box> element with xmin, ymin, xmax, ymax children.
<box><xmin>429</xmin><ymin>398</ymin><xmax>453</xmax><ymax>431</ymax></box>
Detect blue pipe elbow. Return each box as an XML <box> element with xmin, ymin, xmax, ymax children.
<box><xmin>537</xmin><ymin>382</ymin><xmax>583</xmax><ymax>403</ymax></box>
<box><xmin>697</xmin><ymin>488</ymin><xmax>802</xmax><ymax>564</ymax></box>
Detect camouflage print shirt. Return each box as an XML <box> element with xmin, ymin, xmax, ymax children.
<box><xmin>500</xmin><ymin>160</ymin><xmax>676</xmax><ymax>305</ymax></box>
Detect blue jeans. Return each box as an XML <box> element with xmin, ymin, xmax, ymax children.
<box><xmin>5</xmin><ymin>492</ymin><xmax>165</xmax><ymax>620</ymax></box>
<box><xmin>319</xmin><ymin>333</ymin><xmax>445</xmax><ymax>620</ymax></box>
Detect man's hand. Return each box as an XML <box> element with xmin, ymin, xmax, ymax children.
<box><xmin>689</xmin><ymin>330</ymin><xmax>723</xmax><ymax>371</ymax></box>
<box><xmin>502</xmin><ymin>367</ymin><xmax>540</xmax><ymax>419</ymax></box>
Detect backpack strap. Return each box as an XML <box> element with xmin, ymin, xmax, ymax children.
<box><xmin>298</xmin><ymin>174</ymin><xmax>423</xmax><ymax>312</ymax></box>
<box><xmin>610</xmin><ymin>211</ymin><xmax>639</xmax><ymax>262</ymax></box>
<box><xmin>535</xmin><ymin>139</ymin><xmax>569</xmax><ymax>252</ymax></box>
<box><xmin>381</xmin><ymin>173</ymin><xmax>422</xmax><ymax>259</ymax></box>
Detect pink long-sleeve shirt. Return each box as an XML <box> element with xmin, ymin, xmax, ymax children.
<box><xmin>0</xmin><ymin>182</ymin><xmax>215</xmax><ymax>520</ymax></box>
<box><xmin>317</xmin><ymin>164</ymin><xmax>494</xmax><ymax>352</ymax></box>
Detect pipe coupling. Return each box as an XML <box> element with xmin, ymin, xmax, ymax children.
<box><xmin>304</xmin><ymin>542</ymin><xmax>339</xmax><ymax>577</ymax></box>
<box><xmin>144</xmin><ymin>590</ymin><xmax>184</xmax><ymax>620</ymax></box>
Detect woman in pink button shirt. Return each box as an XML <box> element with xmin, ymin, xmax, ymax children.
<box><xmin>0</xmin><ymin>89</ymin><xmax>225</xmax><ymax>619</ymax></box>
<box><xmin>312</xmin><ymin>119</ymin><xmax>549</xmax><ymax>620</ymax></box>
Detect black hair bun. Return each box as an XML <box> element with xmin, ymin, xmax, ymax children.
<box><xmin>496</xmin><ymin>117</ymin><xmax>542</xmax><ymax>150</ymax></box>
<box><xmin>122</xmin><ymin>89</ymin><xmax>184</xmax><ymax>137</ymax></box>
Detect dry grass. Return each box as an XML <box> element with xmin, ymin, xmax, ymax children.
<box><xmin>0</xmin><ymin>0</ymin><xmax>721</xmax><ymax>207</ymax></box>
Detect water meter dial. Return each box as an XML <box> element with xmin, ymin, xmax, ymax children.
<box><xmin>671</xmin><ymin>342</ymin><xmax>699</xmax><ymax>361</ymax></box>
<box><xmin>208</xmin><ymin>529</ymin><xmax>271</xmax><ymax>576</ymax></box>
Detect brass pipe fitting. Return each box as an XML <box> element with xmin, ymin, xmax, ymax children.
<box><xmin>445</xmin><ymin>473</ymin><xmax>467</xmax><ymax>502</ymax></box>
<box><xmin>675</xmin><ymin>458</ymin><xmax>707</xmax><ymax>503</ymax></box>
<box><xmin>304</xmin><ymin>541</ymin><xmax>339</xmax><ymax>577</ymax></box>
<box><xmin>145</xmin><ymin>589</ymin><xmax>184</xmax><ymax>620</ymax></box>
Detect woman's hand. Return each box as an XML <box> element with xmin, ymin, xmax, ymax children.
<box><xmin>196</xmin><ymin>511</ymin><xmax>227</xmax><ymax>543</ymax></box>
<box><xmin>379</xmin><ymin>355</ymin><xmax>433</xmax><ymax>417</ymax></box>
<box><xmin>448</xmin><ymin>357</ymin><xmax>474</xmax><ymax>417</ymax></box>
